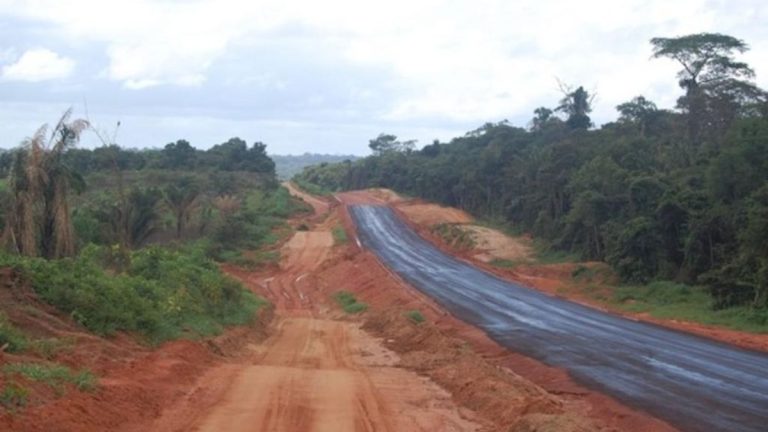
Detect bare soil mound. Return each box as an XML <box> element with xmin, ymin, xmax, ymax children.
<box><xmin>463</xmin><ymin>225</ymin><xmax>533</xmax><ymax>262</ymax></box>
<box><xmin>395</xmin><ymin>202</ymin><xmax>473</xmax><ymax>225</ymax></box>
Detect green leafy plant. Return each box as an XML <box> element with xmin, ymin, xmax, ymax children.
<box><xmin>0</xmin><ymin>312</ymin><xmax>27</xmax><ymax>353</ymax></box>
<box><xmin>0</xmin><ymin>381</ymin><xmax>29</xmax><ymax>411</ymax></box>
<box><xmin>332</xmin><ymin>291</ymin><xmax>368</xmax><ymax>314</ymax></box>
<box><xmin>332</xmin><ymin>225</ymin><xmax>348</xmax><ymax>244</ymax></box>
<box><xmin>2</xmin><ymin>362</ymin><xmax>97</xmax><ymax>393</ymax></box>
<box><xmin>405</xmin><ymin>310</ymin><xmax>425</xmax><ymax>324</ymax></box>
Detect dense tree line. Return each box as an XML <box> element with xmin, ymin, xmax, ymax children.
<box><xmin>0</xmin><ymin>136</ymin><xmax>276</xmax><ymax>179</ymax></box>
<box><xmin>295</xmin><ymin>33</ymin><xmax>768</xmax><ymax>309</ymax></box>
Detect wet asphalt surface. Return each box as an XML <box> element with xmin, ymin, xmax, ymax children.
<box><xmin>350</xmin><ymin>205</ymin><xmax>768</xmax><ymax>432</ymax></box>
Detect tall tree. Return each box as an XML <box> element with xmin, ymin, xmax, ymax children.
<box><xmin>160</xmin><ymin>139</ymin><xmax>197</xmax><ymax>169</ymax></box>
<box><xmin>616</xmin><ymin>96</ymin><xmax>659</xmax><ymax>137</ymax></box>
<box><xmin>556</xmin><ymin>85</ymin><xmax>593</xmax><ymax>130</ymax></box>
<box><xmin>651</xmin><ymin>33</ymin><xmax>764</xmax><ymax>148</ymax></box>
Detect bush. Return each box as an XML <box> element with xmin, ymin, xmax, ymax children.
<box><xmin>2</xmin><ymin>362</ymin><xmax>97</xmax><ymax>392</ymax></box>
<box><xmin>613</xmin><ymin>281</ymin><xmax>768</xmax><ymax>332</ymax></box>
<box><xmin>0</xmin><ymin>244</ymin><xmax>267</xmax><ymax>344</ymax></box>
<box><xmin>0</xmin><ymin>313</ymin><xmax>27</xmax><ymax>353</ymax></box>
<box><xmin>332</xmin><ymin>225</ymin><xmax>348</xmax><ymax>244</ymax></box>
<box><xmin>431</xmin><ymin>224</ymin><xmax>475</xmax><ymax>249</ymax></box>
<box><xmin>405</xmin><ymin>310</ymin><xmax>425</xmax><ymax>324</ymax></box>
<box><xmin>0</xmin><ymin>381</ymin><xmax>29</xmax><ymax>411</ymax></box>
<box><xmin>332</xmin><ymin>291</ymin><xmax>368</xmax><ymax>314</ymax></box>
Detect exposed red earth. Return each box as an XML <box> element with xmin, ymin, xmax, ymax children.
<box><xmin>8</xmin><ymin>185</ymin><xmax>763</xmax><ymax>431</ymax></box>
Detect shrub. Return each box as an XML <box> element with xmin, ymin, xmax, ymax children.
<box><xmin>431</xmin><ymin>224</ymin><xmax>475</xmax><ymax>249</ymax></box>
<box><xmin>2</xmin><ymin>362</ymin><xmax>97</xmax><ymax>392</ymax></box>
<box><xmin>0</xmin><ymin>313</ymin><xmax>27</xmax><ymax>353</ymax></box>
<box><xmin>332</xmin><ymin>225</ymin><xmax>348</xmax><ymax>244</ymax></box>
<box><xmin>0</xmin><ymin>244</ymin><xmax>267</xmax><ymax>344</ymax></box>
<box><xmin>405</xmin><ymin>310</ymin><xmax>425</xmax><ymax>324</ymax></box>
<box><xmin>332</xmin><ymin>291</ymin><xmax>368</xmax><ymax>314</ymax></box>
<box><xmin>0</xmin><ymin>381</ymin><xmax>29</xmax><ymax>411</ymax></box>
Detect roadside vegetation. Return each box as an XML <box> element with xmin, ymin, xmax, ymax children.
<box><xmin>332</xmin><ymin>291</ymin><xmax>368</xmax><ymax>314</ymax></box>
<box><xmin>404</xmin><ymin>310</ymin><xmax>426</xmax><ymax>324</ymax></box>
<box><xmin>431</xmin><ymin>223</ymin><xmax>476</xmax><ymax>250</ymax></box>
<box><xmin>332</xmin><ymin>225</ymin><xmax>348</xmax><ymax>245</ymax></box>
<box><xmin>0</xmin><ymin>111</ymin><xmax>312</xmax><ymax>348</ymax></box>
<box><xmin>295</xmin><ymin>33</ymin><xmax>768</xmax><ymax>329</ymax></box>
<box><xmin>0</xmin><ymin>312</ymin><xmax>27</xmax><ymax>353</ymax></box>
<box><xmin>292</xmin><ymin>176</ymin><xmax>335</xmax><ymax>197</ymax></box>
<box><xmin>2</xmin><ymin>362</ymin><xmax>96</xmax><ymax>392</ymax></box>
<box><xmin>0</xmin><ymin>245</ymin><xmax>267</xmax><ymax>344</ymax></box>
<box><xmin>610</xmin><ymin>282</ymin><xmax>768</xmax><ymax>332</ymax></box>
<box><xmin>0</xmin><ymin>112</ymin><xmax>313</xmax><ymax>414</ymax></box>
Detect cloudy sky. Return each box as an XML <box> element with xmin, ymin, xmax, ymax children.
<box><xmin>1</xmin><ymin>0</ymin><xmax>766</xmax><ymax>155</ymax></box>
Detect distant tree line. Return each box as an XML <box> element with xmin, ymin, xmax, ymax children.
<box><xmin>270</xmin><ymin>153</ymin><xmax>360</xmax><ymax>180</ymax></box>
<box><xmin>0</xmin><ymin>125</ymin><xmax>283</xmax><ymax>260</ymax></box>
<box><xmin>295</xmin><ymin>33</ymin><xmax>768</xmax><ymax>309</ymax></box>
<box><xmin>0</xmin><ymin>136</ymin><xmax>276</xmax><ymax>179</ymax></box>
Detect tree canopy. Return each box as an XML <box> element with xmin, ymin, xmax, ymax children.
<box><xmin>295</xmin><ymin>32</ymin><xmax>768</xmax><ymax>311</ymax></box>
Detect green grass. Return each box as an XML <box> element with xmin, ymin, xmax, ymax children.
<box><xmin>611</xmin><ymin>281</ymin><xmax>768</xmax><ymax>333</ymax></box>
<box><xmin>2</xmin><ymin>362</ymin><xmax>97</xmax><ymax>392</ymax></box>
<box><xmin>0</xmin><ymin>244</ymin><xmax>269</xmax><ymax>345</ymax></box>
<box><xmin>332</xmin><ymin>225</ymin><xmax>348</xmax><ymax>245</ymax></box>
<box><xmin>489</xmin><ymin>258</ymin><xmax>527</xmax><ymax>269</ymax></box>
<box><xmin>475</xmin><ymin>217</ymin><xmax>525</xmax><ymax>237</ymax></box>
<box><xmin>0</xmin><ymin>381</ymin><xmax>29</xmax><ymax>411</ymax></box>
<box><xmin>293</xmin><ymin>178</ymin><xmax>334</xmax><ymax>197</ymax></box>
<box><xmin>0</xmin><ymin>312</ymin><xmax>28</xmax><ymax>353</ymax></box>
<box><xmin>332</xmin><ymin>291</ymin><xmax>368</xmax><ymax>314</ymax></box>
<box><xmin>404</xmin><ymin>310</ymin><xmax>425</xmax><ymax>324</ymax></box>
<box><xmin>28</xmin><ymin>337</ymin><xmax>74</xmax><ymax>360</ymax></box>
<box><xmin>532</xmin><ymin>239</ymin><xmax>580</xmax><ymax>264</ymax></box>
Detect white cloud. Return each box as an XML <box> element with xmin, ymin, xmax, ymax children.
<box><xmin>1</xmin><ymin>48</ymin><xmax>74</xmax><ymax>82</ymax></box>
<box><xmin>0</xmin><ymin>0</ymin><xmax>767</xmax><ymax>152</ymax></box>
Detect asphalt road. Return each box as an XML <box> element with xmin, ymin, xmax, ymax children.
<box><xmin>350</xmin><ymin>205</ymin><xmax>768</xmax><ymax>432</ymax></box>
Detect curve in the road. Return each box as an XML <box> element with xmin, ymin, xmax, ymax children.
<box><xmin>350</xmin><ymin>205</ymin><xmax>768</xmax><ymax>432</ymax></box>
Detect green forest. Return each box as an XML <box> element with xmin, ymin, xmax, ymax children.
<box><xmin>295</xmin><ymin>33</ymin><xmax>768</xmax><ymax>314</ymax></box>
<box><xmin>0</xmin><ymin>113</ymin><xmax>309</xmax><ymax>345</ymax></box>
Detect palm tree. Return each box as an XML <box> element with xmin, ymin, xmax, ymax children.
<box><xmin>2</xmin><ymin>109</ymin><xmax>88</xmax><ymax>258</ymax></box>
<box><xmin>163</xmin><ymin>177</ymin><xmax>201</xmax><ymax>239</ymax></box>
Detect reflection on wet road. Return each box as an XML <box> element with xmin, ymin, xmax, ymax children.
<box><xmin>351</xmin><ymin>205</ymin><xmax>768</xmax><ymax>432</ymax></box>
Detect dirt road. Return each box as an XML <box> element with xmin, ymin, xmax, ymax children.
<box><xmin>190</xmin><ymin>317</ymin><xmax>477</xmax><ymax>432</ymax></box>
<box><xmin>147</xmin><ymin>190</ymin><xmax>480</xmax><ymax>432</ymax></box>
<box><xmin>284</xmin><ymin>181</ymin><xmax>331</xmax><ymax>215</ymax></box>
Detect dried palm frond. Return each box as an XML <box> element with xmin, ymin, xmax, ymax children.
<box><xmin>2</xmin><ymin>108</ymin><xmax>88</xmax><ymax>258</ymax></box>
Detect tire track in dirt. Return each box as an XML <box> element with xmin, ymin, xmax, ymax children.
<box><xmin>147</xmin><ymin>188</ymin><xmax>481</xmax><ymax>432</ymax></box>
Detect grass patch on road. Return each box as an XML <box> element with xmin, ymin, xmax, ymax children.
<box><xmin>332</xmin><ymin>291</ymin><xmax>368</xmax><ymax>314</ymax></box>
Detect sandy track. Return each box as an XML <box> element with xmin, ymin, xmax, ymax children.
<box><xmin>147</xmin><ymin>187</ymin><xmax>480</xmax><ymax>432</ymax></box>
<box><xmin>284</xmin><ymin>181</ymin><xmax>331</xmax><ymax>215</ymax></box>
<box><xmin>190</xmin><ymin>317</ymin><xmax>477</xmax><ymax>432</ymax></box>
